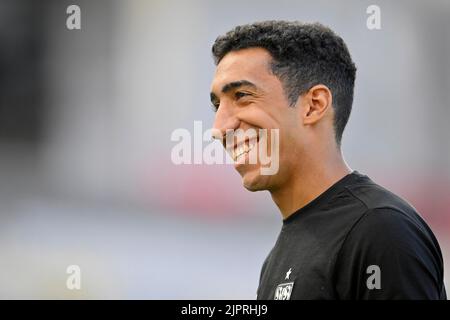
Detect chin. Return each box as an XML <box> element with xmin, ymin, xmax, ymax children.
<box><xmin>241</xmin><ymin>170</ymin><xmax>270</xmax><ymax>192</ymax></box>
<box><xmin>243</xmin><ymin>181</ymin><xmax>263</xmax><ymax>192</ymax></box>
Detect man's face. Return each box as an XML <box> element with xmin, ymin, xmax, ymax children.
<box><xmin>210</xmin><ymin>47</ymin><xmax>304</xmax><ymax>191</ymax></box>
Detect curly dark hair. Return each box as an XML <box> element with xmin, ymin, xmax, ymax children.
<box><xmin>212</xmin><ymin>20</ymin><xmax>357</xmax><ymax>147</ymax></box>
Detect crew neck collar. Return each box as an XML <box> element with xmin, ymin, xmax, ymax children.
<box><xmin>282</xmin><ymin>170</ymin><xmax>364</xmax><ymax>225</ymax></box>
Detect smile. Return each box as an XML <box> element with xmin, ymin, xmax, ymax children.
<box><xmin>229</xmin><ymin>136</ymin><xmax>259</xmax><ymax>162</ymax></box>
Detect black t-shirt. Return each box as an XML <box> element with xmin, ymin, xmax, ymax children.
<box><xmin>256</xmin><ymin>171</ymin><xmax>447</xmax><ymax>300</ymax></box>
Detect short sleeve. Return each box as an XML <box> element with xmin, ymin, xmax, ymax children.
<box><xmin>334</xmin><ymin>207</ymin><xmax>446</xmax><ymax>300</ymax></box>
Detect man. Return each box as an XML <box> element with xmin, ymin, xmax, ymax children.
<box><xmin>209</xmin><ymin>21</ymin><xmax>446</xmax><ymax>300</ymax></box>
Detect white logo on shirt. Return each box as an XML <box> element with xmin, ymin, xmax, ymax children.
<box><xmin>274</xmin><ymin>268</ymin><xmax>295</xmax><ymax>300</ymax></box>
<box><xmin>274</xmin><ymin>282</ymin><xmax>294</xmax><ymax>300</ymax></box>
<box><xmin>285</xmin><ymin>268</ymin><xmax>292</xmax><ymax>280</ymax></box>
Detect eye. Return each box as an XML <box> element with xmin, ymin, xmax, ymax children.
<box><xmin>235</xmin><ymin>91</ymin><xmax>249</xmax><ymax>100</ymax></box>
<box><xmin>211</xmin><ymin>101</ymin><xmax>220</xmax><ymax>112</ymax></box>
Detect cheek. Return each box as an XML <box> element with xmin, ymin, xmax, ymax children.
<box><xmin>279</xmin><ymin>127</ymin><xmax>303</xmax><ymax>164</ymax></box>
<box><xmin>239</xmin><ymin>107</ymin><xmax>279</xmax><ymax>130</ymax></box>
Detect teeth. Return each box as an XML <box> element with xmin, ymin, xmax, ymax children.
<box><xmin>232</xmin><ymin>139</ymin><xmax>258</xmax><ymax>161</ymax></box>
<box><xmin>248</xmin><ymin>140</ymin><xmax>256</xmax><ymax>150</ymax></box>
<box><xmin>237</xmin><ymin>146</ymin><xmax>244</xmax><ymax>156</ymax></box>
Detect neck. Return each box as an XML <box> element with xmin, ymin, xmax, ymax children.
<box><xmin>270</xmin><ymin>148</ymin><xmax>352</xmax><ymax>219</ymax></box>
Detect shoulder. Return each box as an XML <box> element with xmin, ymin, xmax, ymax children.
<box><xmin>342</xmin><ymin>176</ymin><xmax>437</xmax><ymax>244</ymax></box>
<box><xmin>345</xmin><ymin>176</ymin><xmax>419</xmax><ymax>218</ymax></box>
<box><xmin>334</xmin><ymin>207</ymin><xmax>446</xmax><ymax>299</ymax></box>
<box><xmin>343</xmin><ymin>207</ymin><xmax>431</xmax><ymax>253</ymax></box>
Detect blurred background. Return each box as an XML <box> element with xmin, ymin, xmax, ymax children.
<box><xmin>0</xmin><ymin>0</ymin><xmax>449</xmax><ymax>299</ymax></box>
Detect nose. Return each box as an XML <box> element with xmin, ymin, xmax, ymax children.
<box><xmin>212</xmin><ymin>103</ymin><xmax>240</xmax><ymax>145</ymax></box>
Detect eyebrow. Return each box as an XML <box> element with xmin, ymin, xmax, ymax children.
<box><xmin>221</xmin><ymin>80</ymin><xmax>257</xmax><ymax>94</ymax></box>
<box><xmin>210</xmin><ymin>80</ymin><xmax>258</xmax><ymax>103</ymax></box>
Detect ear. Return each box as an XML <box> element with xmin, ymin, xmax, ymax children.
<box><xmin>302</xmin><ymin>85</ymin><xmax>332</xmax><ymax>125</ymax></box>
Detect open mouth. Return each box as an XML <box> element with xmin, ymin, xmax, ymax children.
<box><xmin>228</xmin><ymin>136</ymin><xmax>259</xmax><ymax>163</ymax></box>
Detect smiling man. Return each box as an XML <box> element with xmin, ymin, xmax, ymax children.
<box><xmin>209</xmin><ymin>21</ymin><xmax>446</xmax><ymax>300</ymax></box>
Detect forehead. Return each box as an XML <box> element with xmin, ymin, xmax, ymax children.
<box><xmin>211</xmin><ymin>47</ymin><xmax>274</xmax><ymax>92</ymax></box>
